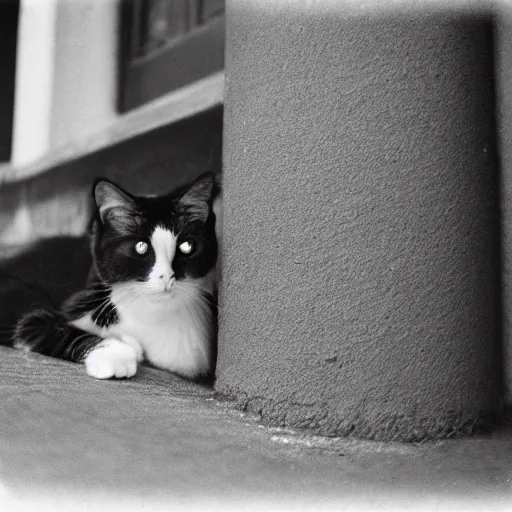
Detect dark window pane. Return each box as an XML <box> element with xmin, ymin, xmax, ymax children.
<box><xmin>118</xmin><ymin>0</ymin><xmax>225</xmax><ymax>113</ymax></box>
<box><xmin>200</xmin><ymin>0</ymin><xmax>225</xmax><ymax>22</ymax></box>
<box><xmin>0</xmin><ymin>0</ymin><xmax>19</xmax><ymax>162</ymax></box>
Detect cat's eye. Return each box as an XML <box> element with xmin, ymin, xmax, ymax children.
<box><xmin>179</xmin><ymin>241</ymin><xmax>194</xmax><ymax>255</ymax></box>
<box><xmin>135</xmin><ymin>241</ymin><xmax>149</xmax><ymax>255</ymax></box>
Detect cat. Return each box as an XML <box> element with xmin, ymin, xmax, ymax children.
<box><xmin>12</xmin><ymin>172</ymin><xmax>221</xmax><ymax>382</ymax></box>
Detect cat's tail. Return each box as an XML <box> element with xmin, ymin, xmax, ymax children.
<box><xmin>12</xmin><ymin>308</ymin><xmax>102</xmax><ymax>363</ymax></box>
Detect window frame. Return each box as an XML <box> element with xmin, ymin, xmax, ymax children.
<box><xmin>117</xmin><ymin>0</ymin><xmax>225</xmax><ymax>113</ymax></box>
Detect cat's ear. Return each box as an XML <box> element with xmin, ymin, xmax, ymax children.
<box><xmin>93</xmin><ymin>179</ymin><xmax>137</xmax><ymax>224</ymax></box>
<box><xmin>179</xmin><ymin>172</ymin><xmax>215</xmax><ymax>222</ymax></box>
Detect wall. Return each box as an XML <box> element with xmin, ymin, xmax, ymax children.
<box><xmin>11</xmin><ymin>0</ymin><xmax>118</xmax><ymax>167</ymax></box>
<box><xmin>216</xmin><ymin>0</ymin><xmax>501</xmax><ymax>441</ymax></box>
<box><xmin>50</xmin><ymin>0</ymin><xmax>118</xmax><ymax>149</ymax></box>
<box><xmin>496</xmin><ymin>0</ymin><xmax>512</xmax><ymax>407</ymax></box>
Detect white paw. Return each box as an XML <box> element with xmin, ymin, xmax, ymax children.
<box><xmin>120</xmin><ymin>335</ymin><xmax>144</xmax><ymax>362</ymax></box>
<box><xmin>85</xmin><ymin>338</ymin><xmax>138</xmax><ymax>379</ymax></box>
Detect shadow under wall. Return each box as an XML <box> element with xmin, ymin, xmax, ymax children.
<box><xmin>495</xmin><ymin>1</ymin><xmax>512</xmax><ymax>410</ymax></box>
<box><xmin>0</xmin><ymin>236</ymin><xmax>91</xmax><ymax>345</ymax></box>
<box><xmin>491</xmin><ymin>20</ymin><xmax>506</xmax><ymax>415</ymax></box>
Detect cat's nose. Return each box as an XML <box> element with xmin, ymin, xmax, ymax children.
<box><xmin>159</xmin><ymin>273</ymin><xmax>175</xmax><ymax>290</ymax></box>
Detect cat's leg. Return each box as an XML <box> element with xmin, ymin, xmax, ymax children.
<box><xmin>83</xmin><ymin>337</ymin><xmax>142</xmax><ymax>379</ymax></box>
<box><xmin>13</xmin><ymin>309</ymin><xmax>142</xmax><ymax>379</ymax></box>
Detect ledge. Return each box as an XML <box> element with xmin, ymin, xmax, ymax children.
<box><xmin>0</xmin><ymin>71</ymin><xmax>224</xmax><ymax>184</ymax></box>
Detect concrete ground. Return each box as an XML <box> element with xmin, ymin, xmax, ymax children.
<box><xmin>1</xmin><ymin>347</ymin><xmax>512</xmax><ymax>512</ymax></box>
<box><xmin>0</xmin><ymin>238</ymin><xmax>511</xmax><ymax>511</ymax></box>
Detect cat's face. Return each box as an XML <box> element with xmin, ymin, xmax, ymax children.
<box><xmin>91</xmin><ymin>173</ymin><xmax>218</xmax><ymax>298</ymax></box>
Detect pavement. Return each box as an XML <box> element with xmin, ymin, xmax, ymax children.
<box><xmin>0</xmin><ymin>237</ymin><xmax>511</xmax><ymax>512</ymax></box>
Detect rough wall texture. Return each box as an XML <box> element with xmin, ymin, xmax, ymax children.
<box><xmin>216</xmin><ymin>0</ymin><xmax>502</xmax><ymax>441</ymax></box>
<box><xmin>497</xmin><ymin>2</ymin><xmax>512</xmax><ymax>408</ymax></box>
<box><xmin>0</xmin><ymin>107</ymin><xmax>223</xmax><ymax>242</ymax></box>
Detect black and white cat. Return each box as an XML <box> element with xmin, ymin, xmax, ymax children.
<box><xmin>12</xmin><ymin>172</ymin><xmax>221</xmax><ymax>381</ymax></box>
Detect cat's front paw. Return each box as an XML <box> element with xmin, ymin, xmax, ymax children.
<box><xmin>84</xmin><ymin>338</ymin><xmax>138</xmax><ymax>379</ymax></box>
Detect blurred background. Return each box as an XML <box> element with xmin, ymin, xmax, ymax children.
<box><xmin>0</xmin><ymin>0</ymin><xmax>224</xmax><ymax>246</ymax></box>
<box><xmin>0</xmin><ymin>0</ymin><xmax>225</xmax><ymax>338</ymax></box>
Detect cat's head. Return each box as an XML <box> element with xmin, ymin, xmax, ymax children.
<box><xmin>91</xmin><ymin>173</ymin><xmax>218</xmax><ymax>298</ymax></box>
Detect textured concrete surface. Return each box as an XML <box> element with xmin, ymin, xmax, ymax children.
<box><xmin>1</xmin><ymin>346</ymin><xmax>512</xmax><ymax>512</ymax></box>
<box><xmin>496</xmin><ymin>1</ymin><xmax>512</xmax><ymax>407</ymax></box>
<box><xmin>217</xmin><ymin>0</ymin><xmax>501</xmax><ymax>441</ymax></box>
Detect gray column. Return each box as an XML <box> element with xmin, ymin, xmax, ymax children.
<box><xmin>217</xmin><ymin>0</ymin><xmax>501</xmax><ymax>441</ymax></box>
<box><xmin>497</xmin><ymin>0</ymin><xmax>512</xmax><ymax>408</ymax></box>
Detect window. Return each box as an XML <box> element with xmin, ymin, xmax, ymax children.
<box><xmin>0</xmin><ymin>0</ymin><xmax>19</xmax><ymax>162</ymax></box>
<box><xmin>118</xmin><ymin>0</ymin><xmax>225</xmax><ymax>113</ymax></box>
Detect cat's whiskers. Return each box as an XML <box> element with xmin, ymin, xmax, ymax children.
<box><xmin>131</xmin><ymin>280</ymin><xmax>169</xmax><ymax>298</ymax></box>
<box><xmin>103</xmin><ymin>302</ymin><xmax>117</xmax><ymax>324</ymax></box>
<box><xmin>113</xmin><ymin>289</ymin><xmax>139</xmax><ymax>312</ymax></box>
<box><xmin>85</xmin><ymin>287</ymin><xmax>136</xmax><ymax>328</ymax></box>
<box><xmin>86</xmin><ymin>282</ymin><xmax>113</xmax><ymax>292</ymax></box>
<box><xmin>174</xmin><ymin>280</ymin><xmax>202</xmax><ymax>299</ymax></box>
<box><xmin>73</xmin><ymin>294</ymin><xmax>111</xmax><ymax>308</ymax></box>
<box><xmin>111</xmin><ymin>284</ymin><xmax>147</xmax><ymax>314</ymax></box>
<box><xmin>90</xmin><ymin>296</ymin><xmax>117</xmax><ymax>321</ymax></box>
<box><xmin>107</xmin><ymin>286</ymin><xmax>135</xmax><ymax>307</ymax></box>
<box><xmin>71</xmin><ymin>285</ymin><xmax>112</xmax><ymax>301</ymax></box>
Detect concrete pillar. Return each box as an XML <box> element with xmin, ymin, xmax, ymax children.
<box><xmin>216</xmin><ymin>0</ymin><xmax>502</xmax><ymax>441</ymax></box>
<box><xmin>496</xmin><ymin>0</ymin><xmax>512</xmax><ymax>408</ymax></box>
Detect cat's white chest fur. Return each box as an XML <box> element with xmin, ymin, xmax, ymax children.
<box><xmin>72</xmin><ymin>278</ymin><xmax>213</xmax><ymax>378</ymax></box>
<box><xmin>113</xmin><ymin>280</ymin><xmax>212</xmax><ymax>377</ymax></box>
